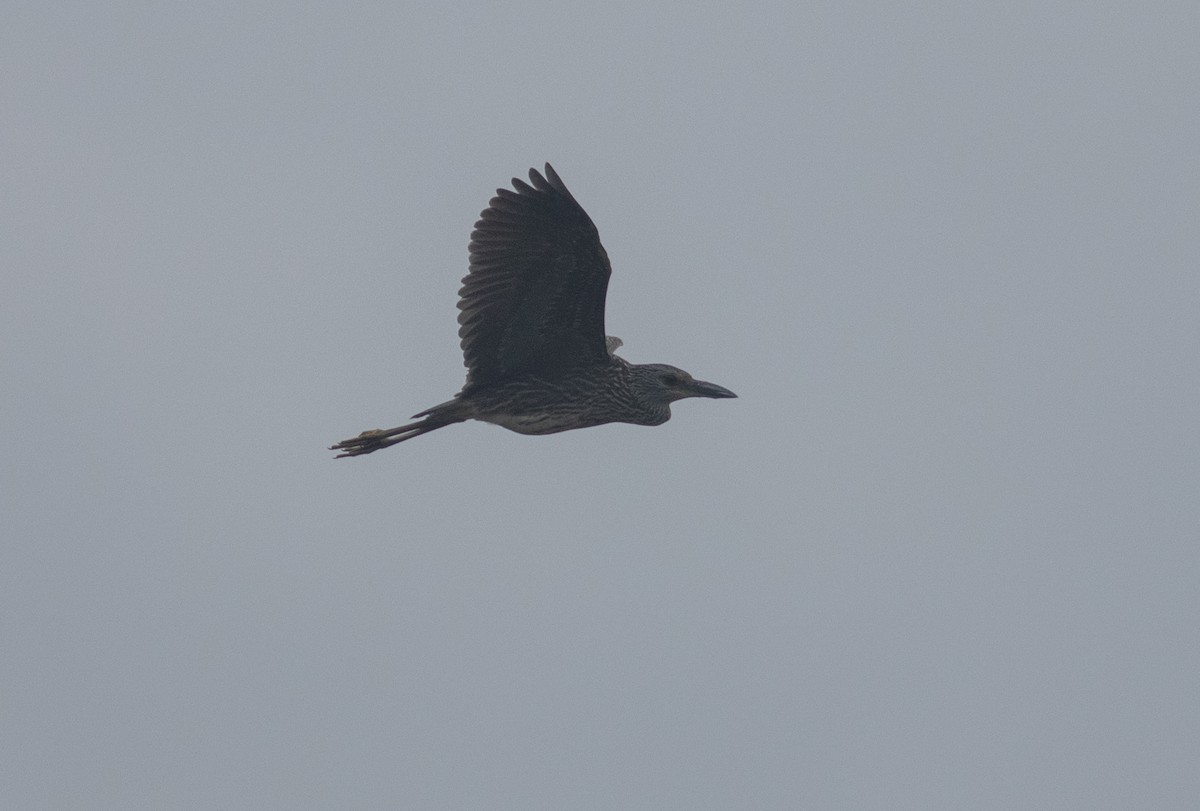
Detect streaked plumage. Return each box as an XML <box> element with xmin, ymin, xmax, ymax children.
<box><xmin>331</xmin><ymin>164</ymin><xmax>735</xmax><ymax>457</ymax></box>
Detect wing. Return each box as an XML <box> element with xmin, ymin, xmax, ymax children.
<box><xmin>457</xmin><ymin>164</ymin><xmax>612</xmax><ymax>389</ymax></box>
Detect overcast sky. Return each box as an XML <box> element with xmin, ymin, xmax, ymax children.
<box><xmin>3</xmin><ymin>3</ymin><xmax>1198</xmax><ymax>809</ymax></box>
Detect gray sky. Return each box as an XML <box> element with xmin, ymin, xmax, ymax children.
<box><xmin>3</xmin><ymin>3</ymin><xmax>1198</xmax><ymax>809</ymax></box>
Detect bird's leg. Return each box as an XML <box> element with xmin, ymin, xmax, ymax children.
<box><xmin>329</xmin><ymin>415</ymin><xmax>457</xmax><ymax>457</ymax></box>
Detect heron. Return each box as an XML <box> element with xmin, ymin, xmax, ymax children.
<box><xmin>331</xmin><ymin>164</ymin><xmax>736</xmax><ymax>457</ymax></box>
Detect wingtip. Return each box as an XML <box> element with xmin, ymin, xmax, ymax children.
<box><xmin>523</xmin><ymin>163</ymin><xmax>564</xmax><ymax>195</ymax></box>
<box><xmin>534</xmin><ymin>163</ymin><xmax>571</xmax><ymax>197</ymax></box>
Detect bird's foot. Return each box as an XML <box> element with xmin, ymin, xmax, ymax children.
<box><xmin>329</xmin><ymin>429</ymin><xmax>389</xmax><ymax>458</ymax></box>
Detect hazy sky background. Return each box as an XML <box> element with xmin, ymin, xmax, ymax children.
<box><xmin>3</xmin><ymin>3</ymin><xmax>1198</xmax><ymax>808</ymax></box>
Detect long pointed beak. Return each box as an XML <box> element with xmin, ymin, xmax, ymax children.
<box><xmin>685</xmin><ymin>379</ymin><xmax>738</xmax><ymax>399</ymax></box>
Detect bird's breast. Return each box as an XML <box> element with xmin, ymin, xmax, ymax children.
<box><xmin>477</xmin><ymin>410</ymin><xmax>607</xmax><ymax>435</ymax></box>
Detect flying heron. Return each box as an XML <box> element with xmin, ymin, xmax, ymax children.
<box><xmin>331</xmin><ymin>164</ymin><xmax>736</xmax><ymax>457</ymax></box>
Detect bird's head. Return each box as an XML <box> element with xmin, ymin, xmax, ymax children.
<box><xmin>632</xmin><ymin>363</ymin><xmax>738</xmax><ymax>406</ymax></box>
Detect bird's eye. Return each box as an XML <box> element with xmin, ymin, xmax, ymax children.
<box><xmin>660</xmin><ymin>373</ymin><xmax>680</xmax><ymax>386</ymax></box>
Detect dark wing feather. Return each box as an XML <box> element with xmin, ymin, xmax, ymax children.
<box><xmin>457</xmin><ymin>164</ymin><xmax>612</xmax><ymax>389</ymax></box>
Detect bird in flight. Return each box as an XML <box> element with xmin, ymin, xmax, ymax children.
<box><xmin>331</xmin><ymin>164</ymin><xmax>736</xmax><ymax>457</ymax></box>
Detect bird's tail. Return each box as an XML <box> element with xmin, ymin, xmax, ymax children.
<box><xmin>330</xmin><ymin>400</ymin><xmax>465</xmax><ymax>458</ymax></box>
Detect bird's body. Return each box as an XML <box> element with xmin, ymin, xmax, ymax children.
<box><xmin>332</xmin><ymin>164</ymin><xmax>735</xmax><ymax>457</ymax></box>
<box><xmin>434</xmin><ymin>359</ymin><xmax>682</xmax><ymax>435</ymax></box>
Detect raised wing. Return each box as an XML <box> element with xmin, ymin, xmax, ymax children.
<box><xmin>457</xmin><ymin>164</ymin><xmax>612</xmax><ymax>389</ymax></box>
